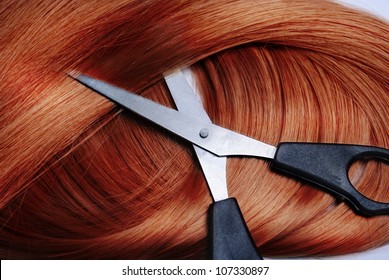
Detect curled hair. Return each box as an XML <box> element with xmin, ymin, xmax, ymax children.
<box><xmin>0</xmin><ymin>0</ymin><xmax>388</xmax><ymax>259</ymax></box>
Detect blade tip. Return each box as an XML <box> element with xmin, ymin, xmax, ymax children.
<box><xmin>68</xmin><ymin>70</ymin><xmax>79</xmax><ymax>77</ymax></box>
<box><xmin>67</xmin><ymin>70</ymin><xmax>91</xmax><ymax>82</ymax></box>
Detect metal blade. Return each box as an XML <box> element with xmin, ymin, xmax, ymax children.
<box><xmin>165</xmin><ymin>70</ymin><xmax>211</xmax><ymax>122</ymax></box>
<box><xmin>71</xmin><ymin>73</ymin><xmax>277</xmax><ymax>159</ymax></box>
<box><xmin>165</xmin><ymin>71</ymin><xmax>228</xmax><ymax>202</ymax></box>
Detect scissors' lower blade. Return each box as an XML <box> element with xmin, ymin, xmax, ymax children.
<box><xmin>194</xmin><ymin>146</ymin><xmax>228</xmax><ymax>201</ymax></box>
<box><xmin>165</xmin><ymin>71</ymin><xmax>228</xmax><ymax>202</ymax></box>
<box><xmin>165</xmin><ymin>70</ymin><xmax>211</xmax><ymax>122</ymax></box>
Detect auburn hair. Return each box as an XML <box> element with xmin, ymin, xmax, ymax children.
<box><xmin>0</xmin><ymin>0</ymin><xmax>388</xmax><ymax>259</ymax></box>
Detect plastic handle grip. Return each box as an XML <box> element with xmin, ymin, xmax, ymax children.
<box><xmin>272</xmin><ymin>143</ymin><xmax>389</xmax><ymax>216</ymax></box>
<box><xmin>209</xmin><ymin>198</ymin><xmax>262</xmax><ymax>260</ymax></box>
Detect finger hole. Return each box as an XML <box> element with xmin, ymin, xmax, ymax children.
<box><xmin>348</xmin><ymin>157</ymin><xmax>389</xmax><ymax>203</ymax></box>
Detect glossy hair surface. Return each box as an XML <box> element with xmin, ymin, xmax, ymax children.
<box><xmin>0</xmin><ymin>0</ymin><xmax>388</xmax><ymax>259</ymax></box>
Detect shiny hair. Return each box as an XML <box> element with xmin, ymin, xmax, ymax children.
<box><xmin>1</xmin><ymin>0</ymin><xmax>388</xmax><ymax>259</ymax></box>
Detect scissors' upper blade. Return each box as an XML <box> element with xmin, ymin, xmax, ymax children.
<box><xmin>165</xmin><ymin>71</ymin><xmax>228</xmax><ymax>202</ymax></box>
<box><xmin>71</xmin><ymin>73</ymin><xmax>277</xmax><ymax>159</ymax></box>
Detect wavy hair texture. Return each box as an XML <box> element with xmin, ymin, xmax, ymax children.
<box><xmin>0</xmin><ymin>0</ymin><xmax>388</xmax><ymax>259</ymax></box>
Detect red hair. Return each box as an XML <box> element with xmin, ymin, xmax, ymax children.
<box><xmin>0</xmin><ymin>0</ymin><xmax>388</xmax><ymax>259</ymax></box>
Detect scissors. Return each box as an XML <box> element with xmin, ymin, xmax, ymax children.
<box><xmin>71</xmin><ymin>70</ymin><xmax>389</xmax><ymax>260</ymax></box>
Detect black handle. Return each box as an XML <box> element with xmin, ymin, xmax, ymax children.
<box><xmin>208</xmin><ymin>198</ymin><xmax>262</xmax><ymax>260</ymax></box>
<box><xmin>272</xmin><ymin>142</ymin><xmax>389</xmax><ymax>216</ymax></box>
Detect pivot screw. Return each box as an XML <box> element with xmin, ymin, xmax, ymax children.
<box><xmin>199</xmin><ymin>128</ymin><xmax>209</xmax><ymax>138</ymax></box>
